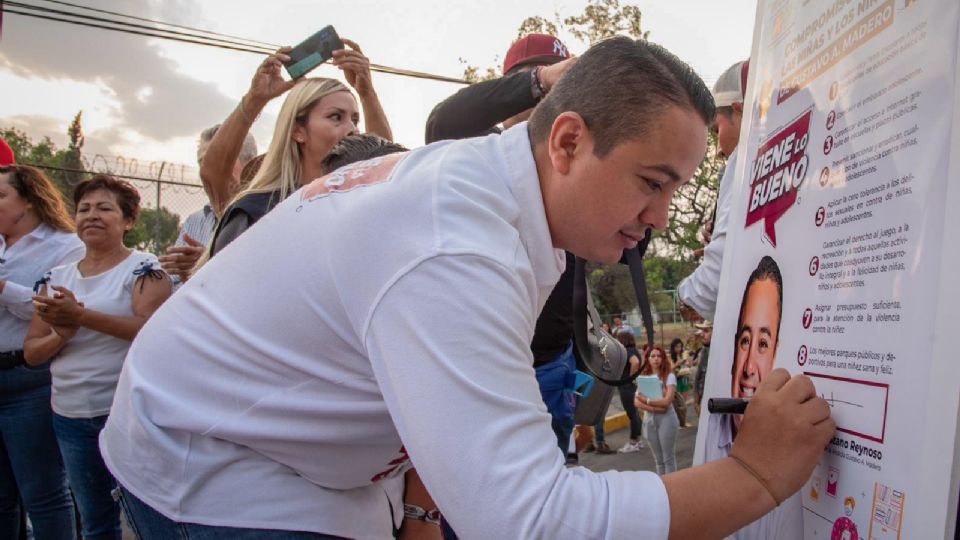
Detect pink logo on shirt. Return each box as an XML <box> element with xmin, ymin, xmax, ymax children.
<box><xmin>300</xmin><ymin>153</ymin><xmax>407</xmax><ymax>203</ymax></box>
<box><xmin>370</xmin><ymin>445</ymin><xmax>409</xmax><ymax>482</ymax></box>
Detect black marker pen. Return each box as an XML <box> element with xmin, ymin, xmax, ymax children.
<box><xmin>707</xmin><ymin>397</ymin><xmax>750</xmax><ymax>415</ymax></box>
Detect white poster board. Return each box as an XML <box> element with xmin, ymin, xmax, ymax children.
<box><xmin>693</xmin><ymin>1</ymin><xmax>960</xmax><ymax>538</ymax></box>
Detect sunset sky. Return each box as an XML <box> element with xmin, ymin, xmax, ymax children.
<box><xmin>0</xmin><ymin>0</ymin><xmax>758</xmax><ymax>180</ymax></box>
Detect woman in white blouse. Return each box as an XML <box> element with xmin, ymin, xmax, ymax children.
<box><xmin>24</xmin><ymin>174</ymin><xmax>171</xmax><ymax>540</ymax></box>
<box><xmin>0</xmin><ymin>164</ymin><xmax>82</xmax><ymax>539</ymax></box>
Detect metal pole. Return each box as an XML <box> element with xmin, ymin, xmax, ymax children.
<box><xmin>155</xmin><ymin>161</ymin><xmax>165</xmax><ymax>252</ymax></box>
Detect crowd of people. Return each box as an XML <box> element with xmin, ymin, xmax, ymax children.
<box><xmin>0</xmin><ymin>31</ymin><xmax>834</xmax><ymax>540</ymax></box>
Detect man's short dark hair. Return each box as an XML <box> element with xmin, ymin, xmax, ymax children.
<box><xmin>529</xmin><ymin>37</ymin><xmax>715</xmax><ymax>157</ymax></box>
<box><xmin>320</xmin><ymin>134</ymin><xmax>409</xmax><ymax>174</ymax></box>
<box><xmin>736</xmin><ymin>255</ymin><xmax>784</xmax><ymax>342</ymax></box>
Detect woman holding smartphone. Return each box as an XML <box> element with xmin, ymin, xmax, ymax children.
<box><xmin>197</xmin><ymin>37</ymin><xmax>393</xmax><ymax>260</ymax></box>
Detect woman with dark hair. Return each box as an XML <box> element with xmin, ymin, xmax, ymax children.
<box><xmin>0</xmin><ymin>164</ymin><xmax>81</xmax><ymax>539</ymax></box>
<box><xmin>670</xmin><ymin>337</ymin><xmax>692</xmax><ymax>427</ymax></box>
<box><xmin>636</xmin><ymin>346</ymin><xmax>679</xmax><ymax>474</ymax></box>
<box><xmin>24</xmin><ymin>174</ymin><xmax>171</xmax><ymax>540</ymax></box>
<box><xmin>615</xmin><ymin>331</ymin><xmax>646</xmax><ymax>453</ymax></box>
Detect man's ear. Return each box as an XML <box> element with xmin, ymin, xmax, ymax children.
<box><xmin>547</xmin><ymin>112</ymin><xmax>591</xmax><ymax>176</ymax></box>
<box><xmin>731</xmin><ymin>102</ymin><xmax>744</xmax><ymax>117</ymax></box>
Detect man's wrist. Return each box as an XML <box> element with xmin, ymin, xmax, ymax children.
<box><xmin>403</xmin><ymin>503</ymin><xmax>441</xmax><ymax>525</ymax></box>
<box><xmin>725</xmin><ymin>455</ymin><xmax>779</xmax><ymax>513</ymax></box>
<box><xmin>530</xmin><ymin>66</ymin><xmax>546</xmax><ymax>100</ymax></box>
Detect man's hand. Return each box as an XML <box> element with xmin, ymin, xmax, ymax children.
<box><xmin>160</xmin><ymin>234</ymin><xmax>205</xmax><ymax>283</ymax></box>
<box><xmin>247</xmin><ymin>47</ymin><xmax>296</xmax><ymax>109</ymax></box>
<box><xmin>540</xmin><ymin>57</ymin><xmax>577</xmax><ymax>93</ymax></box>
<box><xmin>678</xmin><ymin>299</ymin><xmax>702</xmax><ymax>323</ymax></box>
<box><xmin>700</xmin><ymin>220</ymin><xmax>714</xmax><ymax>246</ymax></box>
<box><xmin>333</xmin><ymin>39</ymin><xmax>375</xmax><ymax>97</ymax></box>
<box><xmin>730</xmin><ymin>369</ymin><xmax>835</xmax><ymax>503</ymax></box>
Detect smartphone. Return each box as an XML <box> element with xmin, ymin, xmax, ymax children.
<box><xmin>283</xmin><ymin>25</ymin><xmax>345</xmax><ymax>80</ymax></box>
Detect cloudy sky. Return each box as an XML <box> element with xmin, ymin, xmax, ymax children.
<box><xmin>0</xmin><ymin>0</ymin><xmax>758</xmax><ymax>180</ymax></box>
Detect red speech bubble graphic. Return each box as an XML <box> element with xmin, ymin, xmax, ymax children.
<box><xmin>744</xmin><ymin>110</ymin><xmax>812</xmax><ymax>246</ymax></box>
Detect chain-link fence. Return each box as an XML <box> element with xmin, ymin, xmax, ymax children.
<box><xmin>26</xmin><ymin>154</ymin><xmax>209</xmax><ymax>256</ymax></box>
<box><xmin>599</xmin><ymin>289</ymin><xmax>704</xmax><ymax>350</ymax></box>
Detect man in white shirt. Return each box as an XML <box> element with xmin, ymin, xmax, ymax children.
<box><xmin>101</xmin><ymin>39</ymin><xmax>833</xmax><ymax>540</ymax></box>
<box><xmin>612</xmin><ymin>316</ymin><xmax>635</xmax><ymax>336</ymax></box>
<box><xmin>679</xmin><ymin>60</ymin><xmax>749</xmax><ymax>320</ymax></box>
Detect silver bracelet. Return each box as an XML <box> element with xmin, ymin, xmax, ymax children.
<box><xmin>403</xmin><ymin>503</ymin><xmax>441</xmax><ymax>525</ymax></box>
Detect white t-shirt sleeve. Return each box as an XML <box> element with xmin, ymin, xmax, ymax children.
<box><xmin>364</xmin><ymin>253</ymin><xmax>670</xmax><ymax>540</ymax></box>
<box><xmin>667</xmin><ymin>373</ymin><xmax>677</xmax><ymax>388</ymax></box>
<box><xmin>0</xmin><ymin>278</ymin><xmax>39</xmax><ymax>320</ymax></box>
<box><xmin>0</xmin><ymin>236</ymin><xmax>83</xmax><ymax>320</ymax></box>
<box><xmin>126</xmin><ymin>253</ymin><xmax>164</xmax><ymax>293</ymax></box>
<box><xmin>678</xmin><ymin>150</ymin><xmax>738</xmax><ymax>321</ymax></box>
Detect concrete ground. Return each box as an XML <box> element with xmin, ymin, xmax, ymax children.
<box><xmin>580</xmin><ymin>397</ymin><xmax>700</xmax><ymax>473</ymax></box>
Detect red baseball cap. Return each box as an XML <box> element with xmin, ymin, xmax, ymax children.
<box><xmin>0</xmin><ymin>138</ymin><xmax>15</xmax><ymax>166</ymax></box>
<box><xmin>503</xmin><ymin>34</ymin><xmax>570</xmax><ymax>75</ymax></box>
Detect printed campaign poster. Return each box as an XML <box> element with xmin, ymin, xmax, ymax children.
<box><xmin>693</xmin><ymin>0</ymin><xmax>960</xmax><ymax>538</ymax></box>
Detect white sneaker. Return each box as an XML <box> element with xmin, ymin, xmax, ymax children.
<box><xmin>617</xmin><ymin>440</ymin><xmax>643</xmax><ymax>453</ymax></box>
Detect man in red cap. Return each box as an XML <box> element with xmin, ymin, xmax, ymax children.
<box><xmin>425</xmin><ymin>33</ymin><xmax>574</xmax><ymax>141</ymax></box>
<box><xmin>0</xmin><ymin>137</ymin><xmax>16</xmax><ymax>166</ymax></box>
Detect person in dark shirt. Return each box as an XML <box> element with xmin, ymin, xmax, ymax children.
<box><xmin>425</xmin><ymin>34</ymin><xmax>574</xmax><ymax>144</ymax></box>
<box><xmin>425</xmin><ymin>34</ymin><xmax>584</xmax><ymax>456</ymax></box>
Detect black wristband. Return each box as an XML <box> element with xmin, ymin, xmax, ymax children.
<box><xmin>530</xmin><ymin>66</ymin><xmax>546</xmax><ymax>101</ymax></box>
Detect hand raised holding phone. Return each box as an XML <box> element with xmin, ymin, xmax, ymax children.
<box><xmin>246</xmin><ymin>47</ymin><xmax>297</xmax><ymax>110</ymax></box>
<box><xmin>332</xmin><ymin>38</ymin><xmax>375</xmax><ymax>97</ymax></box>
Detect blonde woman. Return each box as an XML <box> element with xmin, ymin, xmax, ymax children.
<box><xmin>200</xmin><ymin>39</ymin><xmax>392</xmax><ymax>257</ymax></box>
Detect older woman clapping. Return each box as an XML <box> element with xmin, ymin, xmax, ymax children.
<box><xmin>24</xmin><ymin>174</ymin><xmax>171</xmax><ymax>540</ymax></box>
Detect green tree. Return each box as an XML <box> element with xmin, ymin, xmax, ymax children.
<box><xmin>2</xmin><ymin>112</ymin><xmax>87</xmax><ymax>204</ymax></box>
<box><xmin>655</xmin><ymin>132</ymin><xmax>727</xmax><ymax>259</ymax></box>
<box><xmin>461</xmin><ymin>0</ymin><xmax>648</xmax><ymax>82</ymax></box>
<box><xmin>125</xmin><ymin>206</ymin><xmax>180</xmax><ymax>254</ymax></box>
<box><xmin>63</xmin><ymin>111</ymin><xmax>86</xmax><ymax>189</ymax></box>
<box><xmin>458</xmin><ymin>0</ymin><xmax>727</xmax><ymax>316</ymax></box>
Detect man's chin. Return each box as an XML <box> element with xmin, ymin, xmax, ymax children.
<box><xmin>567</xmin><ymin>250</ymin><xmax>620</xmax><ymax>266</ymax></box>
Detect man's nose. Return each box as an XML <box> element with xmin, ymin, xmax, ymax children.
<box><xmin>742</xmin><ymin>348</ymin><xmax>758</xmax><ymax>376</ymax></box>
<box><xmin>642</xmin><ymin>198</ymin><xmax>670</xmax><ymax>231</ymax></box>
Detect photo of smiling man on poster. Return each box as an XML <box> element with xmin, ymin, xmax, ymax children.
<box><xmin>704</xmin><ymin>255</ymin><xmax>803</xmax><ymax>539</ymax></box>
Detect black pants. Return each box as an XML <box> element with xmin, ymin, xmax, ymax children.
<box><xmin>618</xmin><ymin>383</ymin><xmax>644</xmax><ymax>440</ymax></box>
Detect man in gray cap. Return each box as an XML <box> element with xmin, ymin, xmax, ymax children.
<box><xmin>678</xmin><ymin>60</ymin><xmax>749</xmax><ymax>321</ymax></box>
